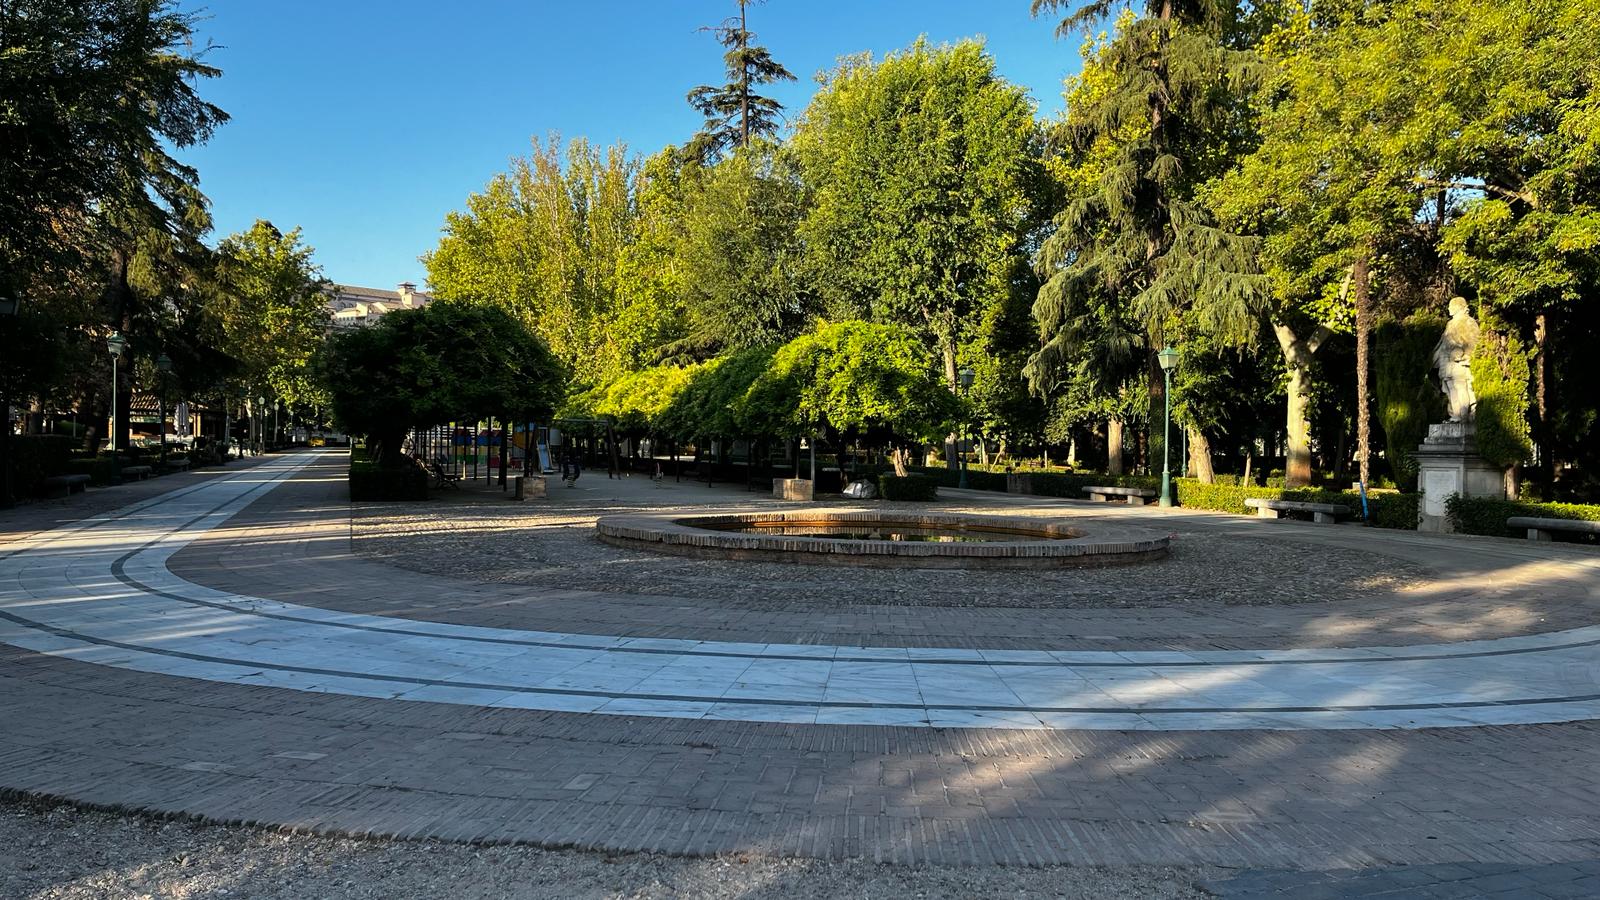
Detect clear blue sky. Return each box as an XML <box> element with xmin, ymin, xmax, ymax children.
<box><xmin>178</xmin><ymin>1</ymin><xmax>1083</xmax><ymax>291</ymax></box>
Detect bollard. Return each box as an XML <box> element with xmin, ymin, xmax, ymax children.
<box><xmin>512</xmin><ymin>475</ymin><xmax>525</xmax><ymax>501</ymax></box>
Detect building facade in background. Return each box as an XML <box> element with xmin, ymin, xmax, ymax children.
<box><xmin>326</xmin><ymin>282</ymin><xmax>432</xmax><ymax>330</ymax></box>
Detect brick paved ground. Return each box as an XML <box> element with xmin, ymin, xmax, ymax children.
<box><xmin>3</xmin><ymin>450</ymin><xmax>1600</xmax><ymax>889</ymax></box>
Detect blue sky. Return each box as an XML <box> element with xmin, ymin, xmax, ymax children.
<box><xmin>178</xmin><ymin>1</ymin><xmax>1084</xmax><ymax>290</ymax></box>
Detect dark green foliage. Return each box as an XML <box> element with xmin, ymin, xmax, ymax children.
<box><xmin>1373</xmin><ymin>315</ymin><xmax>1445</xmax><ymax>489</ymax></box>
<box><xmin>1470</xmin><ymin>316</ymin><xmax>1534</xmax><ymax>469</ymax></box>
<box><xmin>876</xmin><ymin>473</ymin><xmax>940</xmax><ymax>501</ymax></box>
<box><xmin>1446</xmin><ymin>495</ymin><xmax>1600</xmax><ymax>538</ymax></box>
<box><xmin>686</xmin><ymin>1</ymin><xmax>796</xmax><ymax>163</ymax></box>
<box><xmin>65</xmin><ymin>455</ymin><xmax>121</xmax><ymax>485</ymax></box>
<box><xmin>1368</xmin><ymin>492</ymin><xmax>1421</xmax><ymax>530</ymax></box>
<box><xmin>11</xmin><ymin>435</ymin><xmax>77</xmax><ymax>496</ymax></box>
<box><xmin>348</xmin><ymin>457</ymin><xmax>429</xmax><ymax>502</ymax></box>
<box><xmin>317</xmin><ymin>302</ymin><xmax>565</xmax><ymax>466</ymax></box>
<box><xmin>657</xmin><ymin>346</ymin><xmax>776</xmax><ymax>441</ymax></box>
<box><xmin>1007</xmin><ymin>471</ymin><xmax>1160</xmax><ymax>498</ymax></box>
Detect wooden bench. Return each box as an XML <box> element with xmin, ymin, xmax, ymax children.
<box><xmin>1245</xmin><ymin>497</ymin><xmax>1351</xmax><ymax>524</ymax></box>
<box><xmin>1085</xmin><ymin>486</ymin><xmax>1157</xmax><ymax>506</ymax></box>
<box><xmin>1507</xmin><ymin>516</ymin><xmax>1600</xmax><ymax>542</ymax></box>
<box><xmin>120</xmin><ymin>465</ymin><xmax>153</xmax><ymax>481</ymax></box>
<box><xmin>43</xmin><ymin>474</ymin><xmax>90</xmax><ymax>498</ymax></box>
<box><xmin>427</xmin><ymin>459</ymin><xmax>461</xmax><ymax>490</ymax></box>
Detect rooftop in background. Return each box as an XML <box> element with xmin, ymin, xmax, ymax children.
<box><xmin>326</xmin><ymin>282</ymin><xmax>432</xmax><ymax>330</ymax></box>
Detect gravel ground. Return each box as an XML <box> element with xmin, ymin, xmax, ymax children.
<box><xmin>0</xmin><ymin>799</ymin><xmax>1212</xmax><ymax>899</ymax></box>
<box><xmin>352</xmin><ymin>495</ymin><xmax>1427</xmax><ymax>609</ymax></box>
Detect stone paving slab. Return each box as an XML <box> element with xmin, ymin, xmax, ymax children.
<box><xmin>1202</xmin><ymin>862</ymin><xmax>1600</xmax><ymax>897</ymax></box>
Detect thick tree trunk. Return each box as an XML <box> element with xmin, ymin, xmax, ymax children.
<box><xmin>1106</xmin><ymin>419</ymin><xmax>1125</xmax><ymax>476</ymax></box>
<box><xmin>1186</xmin><ymin>426</ymin><xmax>1215</xmax><ymax>483</ymax></box>
<box><xmin>1274</xmin><ymin>321</ymin><xmax>1335</xmax><ymax>489</ymax></box>
<box><xmin>1534</xmin><ymin>313</ymin><xmax>1550</xmax><ymax>498</ymax></box>
<box><xmin>942</xmin><ymin>340</ymin><xmax>959</xmax><ymax>470</ymax></box>
<box><xmin>1353</xmin><ymin>250</ymin><xmax>1373</xmax><ymax>489</ymax></box>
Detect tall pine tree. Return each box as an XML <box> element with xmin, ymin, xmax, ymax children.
<box><xmin>686</xmin><ymin>0</ymin><xmax>796</xmax><ymax>164</ymax></box>
<box><xmin>1026</xmin><ymin>0</ymin><xmax>1266</xmax><ymax>479</ymax></box>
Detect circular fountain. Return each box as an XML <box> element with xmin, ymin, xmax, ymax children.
<box><xmin>596</xmin><ymin>510</ymin><xmax>1168</xmax><ymax>568</ymax></box>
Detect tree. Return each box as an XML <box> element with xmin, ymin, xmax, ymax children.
<box><xmin>318</xmin><ymin>302</ymin><xmax>565</xmax><ymax>466</ymax></box>
<box><xmin>686</xmin><ymin>0</ymin><xmax>796</xmax><ymax>164</ymax></box>
<box><xmin>425</xmin><ymin>136</ymin><xmax>679</xmax><ymax>388</ymax></box>
<box><xmin>667</xmin><ymin>142</ymin><xmax>813</xmax><ymax>356</ymax></box>
<box><xmin>0</xmin><ymin>0</ymin><xmax>227</xmax><ymax>288</ymax></box>
<box><xmin>1027</xmin><ymin>2</ymin><xmax>1266</xmax><ymax>482</ymax></box>
<box><xmin>215</xmin><ymin>221</ymin><xmax>331</xmax><ymax>409</ymax></box>
<box><xmin>742</xmin><ymin>321</ymin><xmax>958</xmax><ymax>474</ymax></box>
<box><xmin>792</xmin><ymin>39</ymin><xmax>1047</xmax><ymax>465</ymax></box>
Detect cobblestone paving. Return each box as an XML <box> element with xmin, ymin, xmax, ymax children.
<box><xmin>1202</xmin><ymin>862</ymin><xmax>1600</xmax><ymax>897</ymax></box>
<box><xmin>5</xmin><ymin>451</ymin><xmax>1600</xmax><ymax>879</ymax></box>
<box><xmin>352</xmin><ymin>500</ymin><xmax>1428</xmax><ymax>609</ymax></box>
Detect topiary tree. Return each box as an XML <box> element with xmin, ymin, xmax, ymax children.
<box><xmin>1470</xmin><ymin>311</ymin><xmax>1534</xmax><ymax>474</ymax></box>
<box><xmin>317</xmin><ymin>302</ymin><xmax>565</xmax><ymax>466</ymax></box>
<box><xmin>741</xmin><ymin>321</ymin><xmax>958</xmax><ymax>475</ymax></box>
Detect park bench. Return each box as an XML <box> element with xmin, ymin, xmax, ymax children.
<box><xmin>120</xmin><ymin>465</ymin><xmax>153</xmax><ymax>481</ymax></box>
<box><xmin>1244</xmin><ymin>497</ymin><xmax>1351</xmax><ymax>524</ymax></box>
<box><xmin>1085</xmin><ymin>485</ymin><xmax>1157</xmax><ymax>506</ymax></box>
<box><xmin>427</xmin><ymin>459</ymin><xmax>461</xmax><ymax>490</ymax></box>
<box><xmin>43</xmin><ymin>474</ymin><xmax>90</xmax><ymax>498</ymax></box>
<box><xmin>1507</xmin><ymin>516</ymin><xmax>1600</xmax><ymax>542</ymax></box>
<box><xmin>162</xmin><ymin>458</ymin><xmax>190</xmax><ymax>473</ymax></box>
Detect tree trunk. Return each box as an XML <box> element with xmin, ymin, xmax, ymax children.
<box><xmin>1273</xmin><ymin>321</ymin><xmax>1335</xmax><ymax>489</ymax></box>
<box><xmin>1353</xmin><ymin>250</ymin><xmax>1373</xmax><ymax>489</ymax></box>
<box><xmin>892</xmin><ymin>446</ymin><xmax>908</xmax><ymax>477</ymax></box>
<box><xmin>1534</xmin><ymin>313</ymin><xmax>1550</xmax><ymax>498</ymax></box>
<box><xmin>1107</xmin><ymin>419</ymin><xmax>1125</xmax><ymax>476</ymax></box>
<box><xmin>942</xmin><ymin>340</ymin><xmax>960</xmax><ymax>470</ymax></box>
<box><xmin>1186</xmin><ymin>426</ymin><xmax>1215</xmax><ymax>483</ymax></box>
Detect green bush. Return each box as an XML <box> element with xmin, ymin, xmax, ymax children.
<box><xmin>1367</xmin><ymin>492</ymin><xmax>1421</xmax><ymax>530</ymax></box>
<box><xmin>65</xmin><ymin>456</ymin><xmax>122</xmax><ymax>485</ymax></box>
<box><xmin>12</xmin><ymin>435</ymin><xmax>77</xmax><ymax>497</ymax></box>
<box><xmin>877</xmin><ymin>473</ymin><xmax>939</xmax><ymax>501</ymax></box>
<box><xmin>1008</xmin><ymin>471</ymin><xmax>1160</xmax><ymax>498</ymax></box>
<box><xmin>1171</xmin><ymin>479</ymin><xmax>1348</xmax><ymax>515</ymax></box>
<box><xmin>1446</xmin><ymin>495</ymin><xmax>1600</xmax><ymax>538</ymax></box>
<box><xmin>349</xmin><ymin>458</ymin><xmax>429</xmax><ymax>501</ymax></box>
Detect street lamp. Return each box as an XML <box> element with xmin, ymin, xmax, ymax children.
<box><xmin>1157</xmin><ymin>346</ymin><xmax>1180</xmax><ymax>508</ymax></box>
<box><xmin>106</xmin><ymin>332</ymin><xmax>127</xmax><ymax>453</ymax></box>
<box><xmin>957</xmin><ymin>367</ymin><xmax>976</xmax><ymax>490</ymax></box>
<box><xmin>0</xmin><ymin>294</ymin><xmax>18</xmax><ymax>509</ymax></box>
<box><xmin>156</xmin><ymin>353</ymin><xmax>172</xmax><ymax>469</ymax></box>
<box><xmin>258</xmin><ymin>395</ymin><xmax>266</xmax><ymax>454</ymax></box>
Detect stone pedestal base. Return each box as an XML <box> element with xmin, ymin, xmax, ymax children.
<box><xmin>773</xmin><ymin>478</ymin><xmax>814</xmax><ymax>501</ymax></box>
<box><xmin>1414</xmin><ymin>422</ymin><xmax>1507</xmax><ymax>533</ymax></box>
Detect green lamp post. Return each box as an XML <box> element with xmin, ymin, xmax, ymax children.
<box><xmin>0</xmin><ymin>293</ymin><xmax>18</xmax><ymax>508</ymax></box>
<box><xmin>106</xmin><ymin>332</ymin><xmax>127</xmax><ymax>453</ymax></box>
<box><xmin>957</xmin><ymin>367</ymin><xmax>975</xmax><ymax>490</ymax></box>
<box><xmin>156</xmin><ymin>353</ymin><xmax>172</xmax><ymax>468</ymax></box>
<box><xmin>1157</xmin><ymin>346</ymin><xmax>1180</xmax><ymax>507</ymax></box>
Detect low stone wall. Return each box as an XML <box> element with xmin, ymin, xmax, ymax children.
<box><xmin>772</xmin><ymin>478</ymin><xmax>814</xmax><ymax>501</ymax></box>
<box><xmin>596</xmin><ymin>510</ymin><xmax>1169</xmax><ymax>569</ymax></box>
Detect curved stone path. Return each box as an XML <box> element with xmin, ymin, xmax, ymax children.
<box><xmin>4</xmin><ymin>450</ymin><xmax>1600</xmax><ymax>866</ymax></box>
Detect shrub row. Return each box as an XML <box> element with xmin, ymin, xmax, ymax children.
<box><xmin>876</xmin><ymin>473</ymin><xmax>940</xmax><ymax>501</ymax></box>
<box><xmin>349</xmin><ymin>457</ymin><xmax>429</xmax><ymax>501</ymax></box>
<box><xmin>11</xmin><ymin>435</ymin><xmax>78</xmax><ymax>497</ymax></box>
<box><xmin>1446</xmin><ymin>495</ymin><xmax>1600</xmax><ymax>538</ymax></box>
<box><xmin>65</xmin><ymin>456</ymin><xmax>123</xmax><ymax>485</ymax></box>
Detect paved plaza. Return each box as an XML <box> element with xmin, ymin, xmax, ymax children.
<box><xmin>3</xmin><ymin>450</ymin><xmax>1600</xmax><ymax>885</ymax></box>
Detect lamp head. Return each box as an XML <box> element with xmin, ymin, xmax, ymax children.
<box><xmin>1157</xmin><ymin>346</ymin><xmax>1180</xmax><ymax>373</ymax></box>
<box><xmin>957</xmin><ymin>367</ymin><xmax>975</xmax><ymax>390</ymax></box>
<box><xmin>107</xmin><ymin>332</ymin><xmax>127</xmax><ymax>357</ymax></box>
<box><xmin>156</xmin><ymin>353</ymin><xmax>172</xmax><ymax>372</ymax></box>
<box><xmin>0</xmin><ymin>294</ymin><xmax>18</xmax><ymax>317</ymax></box>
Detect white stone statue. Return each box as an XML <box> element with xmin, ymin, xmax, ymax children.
<box><xmin>1432</xmin><ymin>296</ymin><xmax>1480</xmax><ymax>423</ymax></box>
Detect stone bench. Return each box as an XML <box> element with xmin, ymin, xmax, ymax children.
<box><xmin>162</xmin><ymin>458</ymin><xmax>190</xmax><ymax>472</ymax></box>
<box><xmin>1507</xmin><ymin>516</ymin><xmax>1600</xmax><ymax>542</ymax></box>
<box><xmin>1245</xmin><ymin>497</ymin><xmax>1351</xmax><ymax>524</ymax></box>
<box><xmin>43</xmin><ymin>474</ymin><xmax>90</xmax><ymax>498</ymax></box>
<box><xmin>121</xmin><ymin>465</ymin><xmax>153</xmax><ymax>481</ymax></box>
<box><xmin>1085</xmin><ymin>486</ymin><xmax>1157</xmax><ymax>506</ymax></box>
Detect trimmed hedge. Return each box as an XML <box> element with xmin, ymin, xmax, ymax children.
<box><xmin>1170</xmin><ymin>479</ymin><xmax>1350</xmax><ymax>516</ymax></box>
<box><xmin>877</xmin><ymin>473</ymin><xmax>939</xmax><ymax>501</ymax></box>
<box><xmin>1447</xmin><ymin>495</ymin><xmax>1600</xmax><ymax>538</ymax></box>
<box><xmin>66</xmin><ymin>455</ymin><xmax>122</xmax><ymax>485</ymax></box>
<box><xmin>1368</xmin><ymin>492</ymin><xmax>1421</xmax><ymax>530</ymax></box>
<box><xmin>349</xmin><ymin>457</ymin><xmax>429</xmax><ymax>501</ymax></box>
<box><xmin>12</xmin><ymin>435</ymin><xmax>77</xmax><ymax>497</ymax></box>
<box><xmin>1008</xmin><ymin>471</ymin><xmax>1160</xmax><ymax>498</ymax></box>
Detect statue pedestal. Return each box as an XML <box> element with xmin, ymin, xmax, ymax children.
<box><xmin>1414</xmin><ymin>422</ymin><xmax>1507</xmax><ymax>533</ymax></box>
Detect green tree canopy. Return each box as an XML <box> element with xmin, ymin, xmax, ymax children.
<box><xmin>318</xmin><ymin>302</ymin><xmax>565</xmax><ymax>465</ymax></box>
<box><xmin>215</xmin><ymin>221</ymin><xmax>330</xmax><ymax>408</ymax></box>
